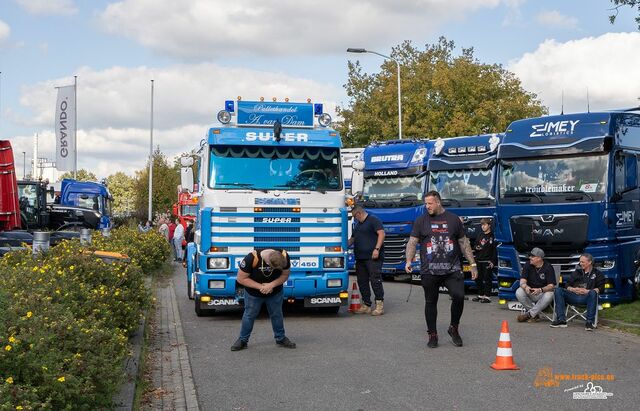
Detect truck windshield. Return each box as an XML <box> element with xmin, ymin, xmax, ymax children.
<box><xmin>181</xmin><ymin>205</ymin><xmax>198</xmax><ymax>216</ymax></box>
<box><xmin>362</xmin><ymin>175</ymin><xmax>424</xmax><ymax>200</ymax></box>
<box><xmin>209</xmin><ymin>145</ymin><xmax>342</xmax><ymax>191</ymax></box>
<box><xmin>499</xmin><ymin>154</ymin><xmax>608</xmax><ymax>202</ymax></box>
<box><xmin>428</xmin><ymin>169</ymin><xmax>493</xmax><ymax>203</ymax></box>
<box><xmin>69</xmin><ymin>193</ymin><xmax>101</xmax><ymax>212</ymax></box>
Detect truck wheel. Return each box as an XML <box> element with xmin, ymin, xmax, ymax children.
<box><xmin>195</xmin><ymin>297</ymin><xmax>204</xmax><ymax>317</ymax></box>
<box><xmin>187</xmin><ymin>276</ymin><xmax>195</xmax><ymax>300</ymax></box>
<box><xmin>633</xmin><ymin>267</ymin><xmax>640</xmax><ymax>301</ymax></box>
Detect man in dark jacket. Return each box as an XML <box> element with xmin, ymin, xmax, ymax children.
<box><xmin>550</xmin><ymin>253</ymin><xmax>604</xmax><ymax>330</ymax></box>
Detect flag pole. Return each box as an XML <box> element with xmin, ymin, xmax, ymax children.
<box><xmin>148</xmin><ymin>79</ymin><xmax>154</xmax><ymax>222</ymax></box>
<box><xmin>74</xmin><ymin>75</ymin><xmax>77</xmax><ymax>179</ymax></box>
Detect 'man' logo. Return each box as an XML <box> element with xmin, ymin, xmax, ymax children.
<box><xmin>371</xmin><ymin>154</ymin><xmax>404</xmax><ymax>163</ymax></box>
<box><xmin>533</xmin><ymin>228</ymin><xmax>564</xmax><ymax>237</ymax></box>
<box><xmin>530</xmin><ymin>120</ymin><xmax>580</xmax><ymax>137</ymax></box>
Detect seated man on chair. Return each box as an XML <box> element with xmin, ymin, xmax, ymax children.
<box><xmin>550</xmin><ymin>253</ymin><xmax>604</xmax><ymax>331</ymax></box>
<box><xmin>516</xmin><ymin>247</ymin><xmax>556</xmax><ymax>322</ymax></box>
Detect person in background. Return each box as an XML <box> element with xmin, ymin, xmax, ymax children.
<box><xmin>159</xmin><ymin>218</ymin><xmax>169</xmax><ymax>242</ymax></box>
<box><xmin>172</xmin><ymin>219</ymin><xmax>185</xmax><ymax>262</ymax></box>
<box><xmin>472</xmin><ymin>218</ymin><xmax>497</xmax><ymax>303</ymax></box>
<box><xmin>168</xmin><ymin>219</ymin><xmax>177</xmax><ymax>259</ymax></box>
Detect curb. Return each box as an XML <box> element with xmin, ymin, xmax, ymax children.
<box><xmin>113</xmin><ymin>316</ymin><xmax>146</xmax><ymax>410</ymax></box>
<box><xmin>600</xmin><ymin>318</ymin><xmax>640</xmax><ymax>328</ymax></box>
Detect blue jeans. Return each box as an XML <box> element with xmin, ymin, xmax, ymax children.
<box><xmin>239</xmin><ymin>290</ymin><xmax>285</xmax><ymax>343</ymax></box>
<box><xmin>554</xmin><ymin>288</ymin><xmax>598</xmax><ymax>323</ymax></box>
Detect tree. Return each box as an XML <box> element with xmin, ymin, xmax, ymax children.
<box><xmin>105</xmin><ymin>172</ymin><xmax>136</xmax><ymax>215</ymax></box>
<box><xmin>58</xmin><ymin>169</ymin><xmax>98</xmax><ymax>182</ymax></box>
<box><xmin>337</xmin><ymin>38</ymin><xmax>547</xmax><ymax>147</ymax></box>
<box><xmin>133</xmin><ymin>147</ymin><xmax>180</xmax><ymax>220</ymax></box>
<box><xmin>609</xmin><ymin>0</ymin><xmax>640</xmax><ymax>29</ymax></box>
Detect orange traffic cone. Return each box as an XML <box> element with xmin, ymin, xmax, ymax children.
<box><xmin>490</xmin><ymin>320</ymin><xmax>520</xmax><ymax>370</ymax></box>
<box><xmin>348</xmin><ymin>281</ymin><xmax>362</xmax><ymax>313</ymax></box>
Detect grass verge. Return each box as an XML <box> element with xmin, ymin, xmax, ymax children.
<box><xmin>600</xmin><ymin>300</ymin><xmax>640</xmax><ymax>336</ymax></box>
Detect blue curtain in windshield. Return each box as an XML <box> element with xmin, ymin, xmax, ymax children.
<box><xmin>209</xmin><ymin>145</ymin><xmax>342</xmax><ymax>191</ymax></box>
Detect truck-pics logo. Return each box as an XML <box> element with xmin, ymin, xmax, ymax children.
<box><xmin>530</xmin><ymin>120</ymin><xmax>580</xmax><ymax>137</ymax></box>
<box><xmin>371</xmin><ymin>154</ymin><xmax>404</xmax><ymax>163</ymax></box>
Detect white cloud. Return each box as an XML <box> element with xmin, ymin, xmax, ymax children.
<box><xmin>535</xmin><ymin>10</ymin><xmax>578</xmax><ymax>29</ymax></box>
<box><xmin>15</xmin><ymin>0</ymin><xmax>77</xmax><ymax>16</ymax></box>
<box><xmin>13</xmin><ymin>63</ymin><xmax>343</xmax><ymax>177</ymax></box>
<box><xmin>0</xmin><ymin>19</ymin><xmax>10</xmax><ymax>43</ymax></box>
<box><xmin>502</xmin><ymin>0</ymin><xmax>526</xmax><ymax>26</ymax></box>
<box><xmin>508</xmin><ymin>32</ymin><xmax>640</xmax><ymax>114</ymax></box>
<box><xmin>98</xmin><ymin>0</ymin><xmax>503</xmax><ymax>59</ymax></box>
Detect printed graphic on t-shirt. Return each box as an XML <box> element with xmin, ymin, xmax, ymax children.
<box><xmin>423</xmin><ymin>220</ymin><xmax>458</xmax><ymax>272</ymax></box>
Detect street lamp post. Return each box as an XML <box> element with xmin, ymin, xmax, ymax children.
<box><xmin>347</xmin><ymin>48</ymin><xmax>402</xmax><ymax>140</ymax></box>
<box><xmin>22</xmin><ymin>152</ymin><xmax>26</xmax><ymax>179</ymax></box>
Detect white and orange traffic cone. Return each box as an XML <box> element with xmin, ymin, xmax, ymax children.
<box><xmin>348</xmin><ymin>281</ymin><xmax>362</xmax><ymax>313</ymax></box>
<box><xmin>490</xmin><ymin>320</ymin><xmax>520</xmax><ymax>370</ymax></box>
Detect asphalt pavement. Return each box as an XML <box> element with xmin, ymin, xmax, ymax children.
<box><xmin>165</xmin><ymin>263</ymin><xmax>639</xmax><ymax>410</ymax></box>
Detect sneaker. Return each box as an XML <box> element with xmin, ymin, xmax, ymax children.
<box><xmin>276</xmin><ymin>337</ymin><xmax>296</xmax><ymax>349</ymax></box>
<box><xmin>354</xmin><ymin>304</ymin><xmax>371</xmax><ymax>314</ymax></box>
<box><xmin>447</xmin><ymin>325</ymin><xmax>463</xmax><ymax>347</ymax></box>
<box><xmin>427</xmin><ymin>332</ymin><xmax>438</xmax><ymax>348</ymax></box>
<box><xmin>480</xmin><ymin>297</ymin><xmax>491</xmax><ymax>303</ymax></box>
<box><xmin>517</xmin><ymin>312</ymin><xmax>531</xmax><ymax>322</ymax></box>
<box><xmin>549</xmin><ymin>320</ymin><xmax>567</xmax><ymax>328</ymax></box>
<box><xmin>585</xmin><ymin>322</ymin><xmax>595</xmax><ymax>331</ymax></box>
<box><xmin>230</xmin><ymin>339</ymin><xmax>248</xmax><ymax>351</ymax></box>
<box><xmin>527</xmin><ymin>314</ymin><xmax>540</xmax><ymax>323</ymax></box>
<box><xmin>472</xmin><ymin>296</ymin><xmax>483</xmax><ymax>302</ymax></box>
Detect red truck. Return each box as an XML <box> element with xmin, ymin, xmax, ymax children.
<box><xmin>172</xmin><ymin>188</ymin><xmax>198</xmax><ymax>228</ymax></box>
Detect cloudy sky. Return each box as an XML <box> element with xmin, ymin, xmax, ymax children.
<box><xmin>1</xmin><ymin>0</ymin><xmax>639</xmax><ymax>178</ymax></box>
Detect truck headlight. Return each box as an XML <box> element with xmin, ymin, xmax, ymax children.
<box><xmin>498</xmin><ymin>259</ymin><xmax>512</xmax><ymax>268</ymax></box>
<box><xmin>208</xmin><ymin>280</ymin><xmax>225</xmax><ymax>289</ymax></box>
<box><xmin>323</xmin><ymin>257</ymin><xmax>344</xmax><ymax>268</ymax></box>
<box><xmin>208</xmin><ymin>257</ymin><xmax>229</xmax><ymax>269</ymax></box>
<box><xmin>327</xmin><ymin>279</ymin><xmax>342</xmax><ymax>288</ymax></box>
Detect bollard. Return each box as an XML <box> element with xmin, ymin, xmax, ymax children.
<box><xmin>101</xmin><ymin>227</ymin><xmax>111</xmax><ymax>238</ymax></box>
<box><xmin>32</xmin><ymin>231</ymin><xmax>50</xmax><ymax>255</ymax></box>
<box><xmin>80</xmin><ymin>228</ymin><xmax>92</xmax><ymax>245</ymax></box>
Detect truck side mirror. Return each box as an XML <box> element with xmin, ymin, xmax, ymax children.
<box><xmin>350</xmin><ymin>170</ymin><xmax>364</xmax><ymax>196</ymax></box>
<box><xmin>180</xmin><ymin>156</ymin><xmax>195</xmax><ymax>193</ymax></box>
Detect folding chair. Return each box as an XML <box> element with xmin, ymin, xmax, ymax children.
<box><xmin>566</xmin><ymin>293</ymin><xmax>599</xmax><ymax>327</ymax></box>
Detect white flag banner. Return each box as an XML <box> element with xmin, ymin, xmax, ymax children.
<box><xmin>55</xmin><ymin>85</ymin><xmax>76</xmax><ymax>171</ymax></box>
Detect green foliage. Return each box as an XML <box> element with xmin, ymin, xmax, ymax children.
<box><xmin>133</xmin><ymin>147</ymin><xmax>180</xmax><ymax>219</ymax></box>
<box><xmin>0</xmin><ymin>227</ymin><xmax>168</xmax><ymax>409</ymax></box>
<box><xmin>609</xmin><ymin>0</ymin><xmax>640</xmax><ymax>29</ymax></box>
<box><xmin>58</xmin><ymin>169</ymin><xmax>98</xmax><ymax>182</ymax></box>
<box><xmin>338</xmin><ymin>38</ymin><xmax>548</xmax><ymax>147</ymax></box>
<box><xmin>106</xmin><ymin>171</ymin><xmax>136</xmax><ymax>215</ymax></box>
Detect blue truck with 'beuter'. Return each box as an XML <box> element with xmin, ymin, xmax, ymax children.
<box><xmin>495</xmin><ymin>110</ymin><xmax>640</xmax><ymax>306</ymax></box>
<box><xmin>352</xmin><ymin>139</ymin><xmax>434</xmax><ymax>279</ymax></box>
<box><xmin>427</xmin><ymin>133</ymin><xmax>503</xmax><ymax>288</ymax></box>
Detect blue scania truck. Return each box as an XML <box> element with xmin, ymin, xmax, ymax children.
<box><xmin>183</xmin><ymin>99</ymin><xmax>349</xmax><ymax>316</ymax></box>
<box><xmin>495</xmin><ymin>110</ymin><xmax>640</xmax><ymax>306</ymax></box>
<box><xmin>427</xmin><ymin>134</ymin><xmax>503</xmax><ymax>287</ymax></box>
<box><xmin>351</xmin><ymin>139</ymin><xmax>433</xmax><ymax>279</ymax></box>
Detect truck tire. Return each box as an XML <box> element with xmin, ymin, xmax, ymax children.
<box><xmin>633</xmin><ymin>267</ymin><xmax>640</xmax><ymax>301</ymax></box>
<box><xmin>187</xmin><ymin>276</ymin><xmax>195</xmax><ymax>300</ymax></box>
<box><xmin>195</xmin><ymin>296</ymin><xmax>204</xmax><ymax>317</ymax></box>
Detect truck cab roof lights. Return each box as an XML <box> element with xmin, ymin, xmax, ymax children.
<box><xmin>225</xmin><ymin>100</ymin><xmax>235</xmax><ymax>113</ymax></box>
<box><xmin>314</xmin><ymin>103</ymin><xmax>324</xmax><ymax>116</ymax></box>
<box><xmin>318</xmin><ymin>113</ymin><xmax>332</xmax><ymax>127</ymax></box>
<box><xmin>217</xmin><ymin>110</ymin><xmax>231</xmax><ymax>124</ymax></box>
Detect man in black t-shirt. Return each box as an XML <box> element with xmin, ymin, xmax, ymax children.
<box><xmin>405</xmin><ymin>191</ymin><xmax>478</xmax><ymax>348</ymax></box>
<box><xmin>230</xmin><ymin>248</ymin><xmax>296</xmax><ymax>351</ymax></box>
<box><xmin>516</xmin><ymin>247</ymin><xmax>556</xmax><ymax>323</ymax></box>
<box><xmin>348</xmin><ymin>205</ymin><xmax>386</xmax><ymax>315</ymax></box>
